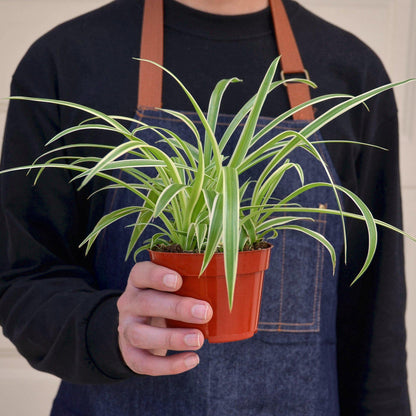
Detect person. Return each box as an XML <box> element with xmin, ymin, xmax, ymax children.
<box><xmin>0</xmin><ymin>0</ymin><xmax>410</xmax><ymax>414</ymax></box>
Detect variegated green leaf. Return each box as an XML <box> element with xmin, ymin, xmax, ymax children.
<box><xmin>222</xmin><ymin>166</ymin><xmax>240</xmax><ymax>309</ymax></box>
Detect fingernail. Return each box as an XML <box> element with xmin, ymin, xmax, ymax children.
<box><xmin>184</xmin><ymin>333</ymin><xmax>202</xmax><ymax>348</ymax></box>
<box><xmin>163</xmin><ymin>274</ymin><xmax>178</xmax><ymax>289</ymax></box>
<box><xmin>184</xmin><ymin>354</ymin><xmax>200</xmax><ymax>369</ymax></box>
<box><xmin>191</xmin><ymin>304</ymin><xmax>208</xmax><ymax>320</ymax></box>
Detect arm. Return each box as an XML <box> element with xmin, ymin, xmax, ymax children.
<box><xmin>336</xmin><ymin>110</ymin><xmax>410</xmax><ymax>414</ymax></box>
<box><xmin>0</xmin><ymin>40</ymin><xmax>210</xmax><ymax>383</ymax></box>
<box><xmin>0</xmin><ymin>52</ymin><xmax>133</xmax><ymax>383</ymax></box>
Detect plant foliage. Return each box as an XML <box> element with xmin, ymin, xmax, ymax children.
<box><xmin>3</xmin><ymin>57</ymin><xmax>415</xmax><ymax>308</ymax></box>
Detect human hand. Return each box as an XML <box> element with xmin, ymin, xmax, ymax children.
<box><xmin>117</xmin><ymin>261</ymin><xmax>213</xmax><ymax>376</ymax></box>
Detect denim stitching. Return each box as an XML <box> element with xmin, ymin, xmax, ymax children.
<box><xmin>258</xmin><ymin>210</ymin><xmax>327</xmax><ymax>333</ymax></box>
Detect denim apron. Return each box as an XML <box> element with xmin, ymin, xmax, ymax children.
<box><xmin>51</xmin><ymin>1</ymin><xmax>344</xmax><ymax>415</ymax></box>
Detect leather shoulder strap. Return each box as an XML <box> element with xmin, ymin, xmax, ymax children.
<box><xmin>269</xmin><ymin>0</ymin><xmax>314</xmax><ymax>120</ymax></box>
<box><xmin>138</xmin><ymin>0</ymin><xmax>314</xmax><ymax>120</ymax></box>
<box><xmin>137</xmin><ymin>0</ymin><xmax>164</xmax><ymax>108</ymax></box>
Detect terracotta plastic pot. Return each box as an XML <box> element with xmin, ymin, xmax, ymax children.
<box><xmin>148</xmin><ymin>246</ymin><xmax>272</xmax><ymax>343</ymax></box>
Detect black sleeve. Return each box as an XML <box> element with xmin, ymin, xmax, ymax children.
<box><xmin>0</xmin><ymin>39</ymin><xmax>134</xmax><ymax>384</ymax></box>
<box><xmin>335</xmin><ymin>110</ymin><xmax>410</xmax><ymax>414</ymax></box>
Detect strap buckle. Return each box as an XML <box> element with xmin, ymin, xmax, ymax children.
<box><xmin>280</xmin><ymin>69</ymin><xmax>310</xmax><ymax>87</ymax></box>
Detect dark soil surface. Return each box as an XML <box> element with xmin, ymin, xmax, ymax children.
<box><xmin>152</xmin><ymin>241</ymin><xmax>271</xmax><ymax>253</ymax></box>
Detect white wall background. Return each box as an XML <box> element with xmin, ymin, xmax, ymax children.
<box><xmin>0</xmin><ymin>0</ymin><xmax>415</xmax><ymax>414</ymax></box>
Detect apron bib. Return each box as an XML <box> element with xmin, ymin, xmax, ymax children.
<box><xmin>52</xmin><ymin>1</ymin><xmax>343</xmax><ymax>414</ymax></box>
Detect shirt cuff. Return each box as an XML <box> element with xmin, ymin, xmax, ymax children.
<box><xmin>86</xmin><ymin>293</ymin><xmax>135</xmax><ymax>381</ymax></box>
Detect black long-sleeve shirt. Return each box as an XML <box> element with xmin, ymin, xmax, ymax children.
<box><xmin>0</xmin><ymin>0</ymin><xmax>410</xmax><ymax>414</ymax></box>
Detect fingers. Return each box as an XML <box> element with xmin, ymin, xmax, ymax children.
<box><xmin>124</xmin><ymin>290</ymin><xmax>212</xmax><ymax>323</ymax></box>
<box><xmin>119</xmin><ymin>324</ymin><xmax>203</xmax><ymax>376</ymax></box>
<box><xmin>120</xmin><ymin>261</ymin><xmax>213</xmax><ymax>324</ymax></box>
<box><xmin>128</xmin><ymin>261</ymin><xmax>182</xmax><ymax>292</ymax></box>
<box><xmin>123</xmin><ymin>322</ymin><xmax>204</xmax><ymax>351</ymax></box>
<box><xmin>121</xmin><ymin>344</ymin><xmax>200</xmax><ymax>376</ymax></box>
<box><xmin>117</xmin><ymin>261</ymin><xmax>212</xmax><ymax>376</ymax></box>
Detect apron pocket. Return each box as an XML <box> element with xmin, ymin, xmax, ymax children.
<box><xmin>257</xmin><ymin>209</ymin><xmax>329</xmax><ymax>335</ymax></box>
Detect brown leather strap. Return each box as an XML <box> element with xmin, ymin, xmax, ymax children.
<box><xmin>137</xmin><ymin>0</ymin><xmax>164</xmax><ymax>108</ymax></box>
<box><xmin>269</xmin><ymin>0</ymin><xmax>314</xmax><ymax>120</ymax></box>
<box><xmin>138</xmin><ymin>0</ymin><xmax>314</xmax><ymax>120</ymax></box>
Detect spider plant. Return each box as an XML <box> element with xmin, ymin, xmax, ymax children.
<box><xmin>2</xmin><ymin>57</ymin><xmax>415</xmax><ymax>309</ymax></box>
